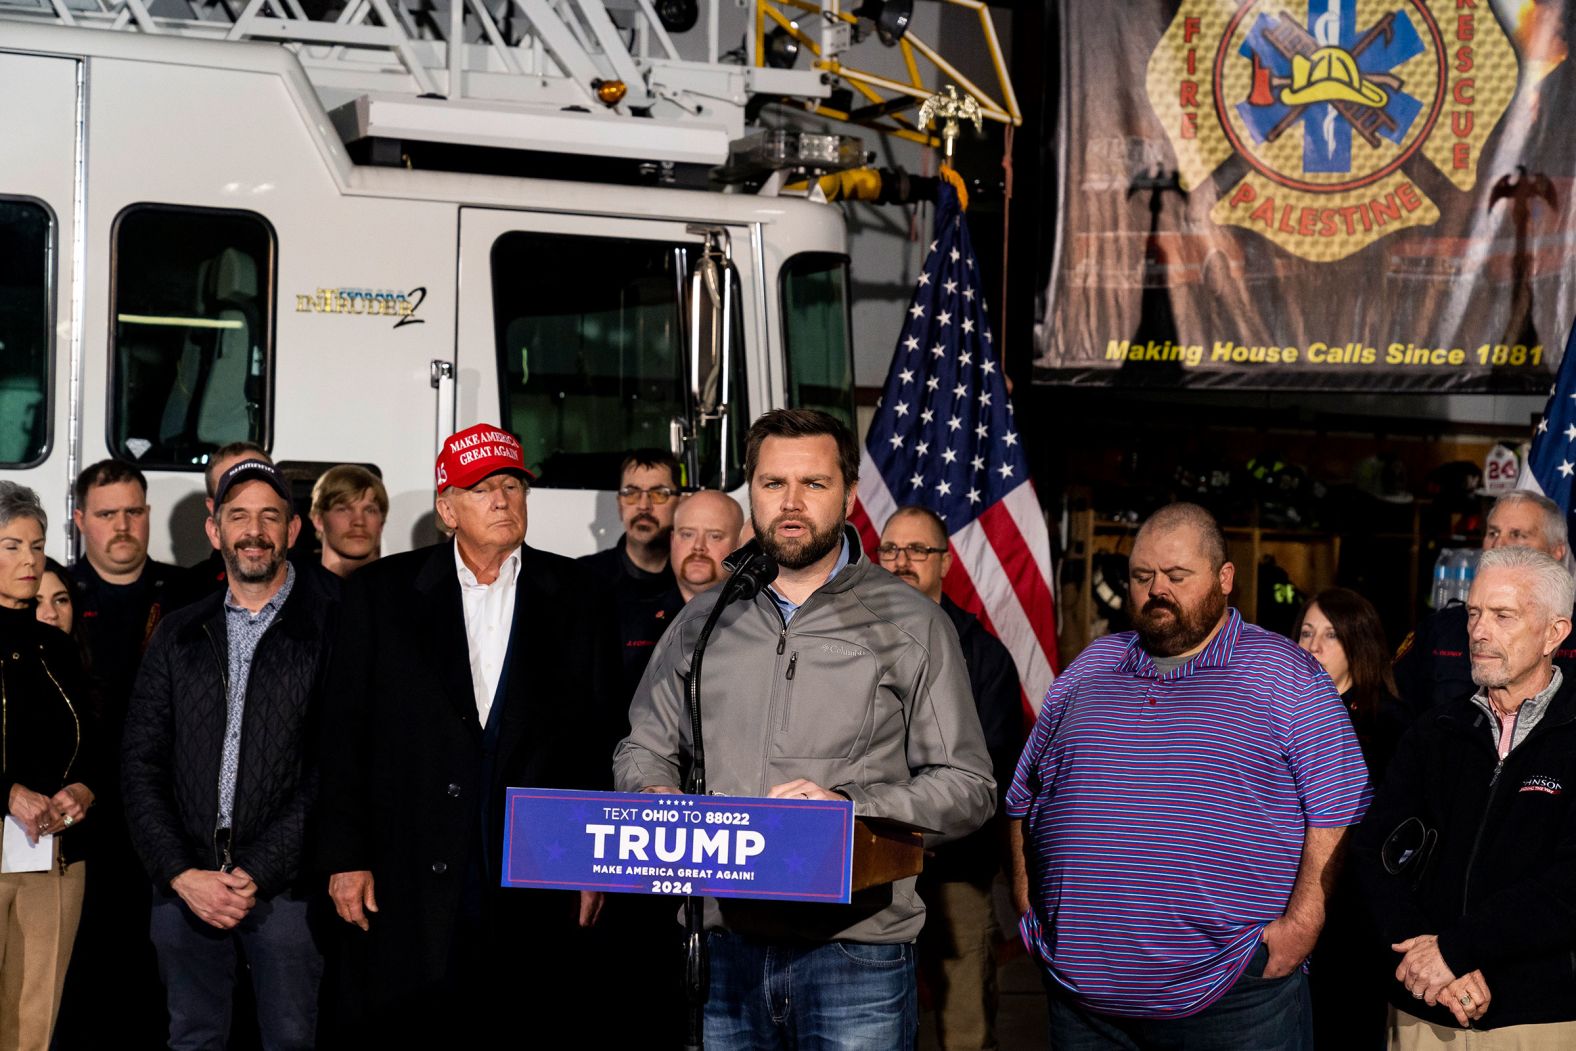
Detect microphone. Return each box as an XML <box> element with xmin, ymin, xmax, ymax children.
<box><xmin>680</xmin><ymin>541</ymin><xmax>776</xmax><ymax>1051</ymax></box>
<box><xmin>720</xmin><ymin>547</ymin><xmax>778</xmax><ymax>603</ymax></box>
<box><xmin>687</xmin><ymin>545</ymin><xmax>777</xmax><ymax>798</ymax></box>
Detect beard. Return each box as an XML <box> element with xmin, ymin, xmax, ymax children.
<box><xmin>1132</xmin><ymin>587</ymin><xmax>1228</xmax><ymax>657</ymax></box>
<box><xmin>1470</xmin><ymin>650</ymin><xmax>1512</xmax><ymax>689</ymax></box>
<box><xmin>754</xmin><ymin>510</ymin><xmax>844</xmax><ymax>571</ymax></box>
<box><xmin>222</xmin><ymin>532</ymin><xmax>286</xmax><ymax>584</ymax></box>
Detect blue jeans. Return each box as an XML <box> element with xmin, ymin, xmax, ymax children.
<box><xmin>149</xmin><ymin>890</ymin><xmax>323</xmax><ymax>1051</ymax></box>
<box><xmin>1044</xmin><ymin>943</ymin><xmax>1313</xmax><ymax>1051</ymax></box>
<box><xmin>706</xmin><ymin>931</ymin><xmax>918</xmax><ymax>1050</ymax></box>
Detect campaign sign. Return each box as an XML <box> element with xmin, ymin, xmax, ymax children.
<box><xmin>502</xmin><ymin>788</ymin><xmax>855</xmax><ymax>902</ymax></box>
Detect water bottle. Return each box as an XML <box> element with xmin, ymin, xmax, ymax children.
<box><xmin>1450</xmin><ymin>549</ymin><xmax>1479</xmax><ymax>605</ymax></box>
<box><xmin>1431</xmin><ymin>551</ymin><xmax>1452</xmax><ymax>610</ymax></box>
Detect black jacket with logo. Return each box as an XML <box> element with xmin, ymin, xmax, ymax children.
<box><xmin>1353</xmin><ymin>668</ymin><xmax>1576</xmax><ymax>1030</ymax></box>
<box><xmin>579</xmin><ymin>535</ymin><xmax>682</xmax><ymax>703</ymax></box>
<box><xmin>72</xmin><ymin>557</ymin><xmax>191</xmax><ymax>706</ymax></box>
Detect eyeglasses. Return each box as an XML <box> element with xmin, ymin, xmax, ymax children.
<box><xmin>877</xmin><ymin>543</ymin><xmax>948</xmax><ymax>562</ymax></box>
<box><xmin>618</xmin><ymin>486</ymin><xmax>677</xmax><ymax>505</ymax></box>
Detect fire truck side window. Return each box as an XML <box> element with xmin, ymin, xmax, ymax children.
<box><xmin>780</xmin><ymin>253</ymin><xmax>856</xmax><ymax>432</ymax></box>
<box><xmin>110</xmin><ymin>205</ymin><xmax>274</xmax><ymax>469</ymax></box>
<box><xmin>0</xmin><ymin>199</ymin><xmax>53</xmax><ymax>467</ymax></box>
<box><xmin>492</xmin><ymin>230</ymin><xmax>747</xmax><ymax>490</ymax></box>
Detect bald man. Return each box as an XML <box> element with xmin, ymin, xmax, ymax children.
<box><xmin>1009</xmin><ymin>502</ymin><xmax>1371</xmax><ymax>1048</ymax></box>
<box><xmin>671</xmin><ymin>491</ymin><xmax>745</xmax><ymax>603</ymax></box>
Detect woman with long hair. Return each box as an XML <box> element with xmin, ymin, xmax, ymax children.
<box><xmin>34</xmin><ymin>558</ymin><xmax>90</xmax><ymax>666</ymax></box>
<box><xmin>1294</xmin><ymin>586</ymin><xmax>1403</xmax><ymax>1051</ymax></box>
<box><xmin>1294</xmin><ymin>586</ymin><xmax>1402</xmax><ymax>771</ymax></box>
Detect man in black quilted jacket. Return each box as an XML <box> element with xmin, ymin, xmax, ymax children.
<box><xmin>123</xmin><ymin>459</ymin><xmax>337</xmax><ymax>1051</ymax></box>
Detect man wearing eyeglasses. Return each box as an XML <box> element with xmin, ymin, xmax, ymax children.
<box><xmin>1354</xmin><ymin>546</ymin><xmax>1576</xmax><ymax>1047</ymax></box>
<box><xmin>315</xmin><ymin>423</ymin><xmax>622</xmax><ymax>1043</ymax></box>
<box><xmin>879</xmin><ymin>506</ymin><xmax>1022</xmax><ymax>1051</ymax></box>
<box><xmin>581</xmin><ymin>450</ymin><xmax>685</xmax><ymax>698</ymax></box>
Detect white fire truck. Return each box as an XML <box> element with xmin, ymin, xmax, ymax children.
<box><xmin>0</xmin><ymin>0</ymin><xmax>1016</xmax><ymax>561</ymax></box>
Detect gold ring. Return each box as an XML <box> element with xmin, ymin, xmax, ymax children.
<box><xmin>63</xmin><ymin>816</ymin><xmax>74</xmax><ymax>827</ymax></box>
<box><xmin>1460</xmin><ymin>995</ymin><xmax>1473</xmax><ymax>1007</ymax></box>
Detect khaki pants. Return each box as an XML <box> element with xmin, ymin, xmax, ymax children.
<box><xmin>1392</xmin><ymin>1006</ymin><xmax>1576</xmax><ymax>1050</ymax></box>
<box><xmin>0</xmin><ymin>858</ymin><xmax>86</xmax><ymax>1051</ymax></box>
<box><xmin>918</xmin><ymin>877</ymin><xmax>1000</xmax><ymax>1051</ymax></box>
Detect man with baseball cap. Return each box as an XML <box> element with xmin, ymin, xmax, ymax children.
<box><xmin>316</xmin><ymin>423</ymin><xmax>623</xmax><ymax>1042</ymax></box>
<box><xmin>183</xmin><ymin>441</ymin><xmax>275</xmax><ymax>599</ymax></box>
<box><xmin>123</xmin><ymin>458</ymin><xmax>340</xmax><ymax>1049</ymax></box>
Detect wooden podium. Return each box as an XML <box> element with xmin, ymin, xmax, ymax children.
<box><xmin>850</xmin><ymin>817</ymin><xmax>926</xmax><ymax>892</ymax></box>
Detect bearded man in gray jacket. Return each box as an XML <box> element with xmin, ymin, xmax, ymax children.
<box><xmin>614</xmin><ymin>408</ymin><xmax>996</xmax><ymax>1051</ymax></box>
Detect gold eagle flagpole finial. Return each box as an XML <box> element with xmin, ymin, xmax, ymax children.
<box><xmin>919</xmin><ymin>85</ymin><xmax>983</xmax><ymax>167</ymax></box>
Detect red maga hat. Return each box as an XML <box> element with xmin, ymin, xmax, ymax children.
<box><xmin>435</xmin><ymin>424</ymin><xmax>533</xmax><ymax>491</ymax></box>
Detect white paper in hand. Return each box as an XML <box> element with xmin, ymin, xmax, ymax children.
<box><xmin>1</xmin><ymin>816</ymin><xmax>53</xmax><ymax>873</ymax></box>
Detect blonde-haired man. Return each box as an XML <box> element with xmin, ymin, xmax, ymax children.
<box><xmin>310</xmin><ymin>465</ymin><xmax>388</xmax><ymax>578</ymax></box>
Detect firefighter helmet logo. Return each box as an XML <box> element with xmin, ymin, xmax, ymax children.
<box><xmin>1148</xmin><ymin>1</ymin><xmax>1518</xmax><ymax>261</ymax></box>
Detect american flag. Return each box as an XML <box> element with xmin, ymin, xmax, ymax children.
<box><xmin>1519</xmin><ymin>320</ymin><xmax>1576</xmax><ymax>536</ymax></box>
<box><xmin>850</xmin><ymin>182</ymin><xmax>1059</xmax><ymax>712</ymax></box>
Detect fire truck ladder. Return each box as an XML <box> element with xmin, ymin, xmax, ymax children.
<box><xmin>0</xmin><ymin>0</ymin><xmax>1018</xmax><ymax>167</ymax></box>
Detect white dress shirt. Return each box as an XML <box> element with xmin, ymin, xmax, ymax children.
<box><xmin>454</xmin><ymin>542</ymin><xmax>522</xmax><ymax>726</ymax></box>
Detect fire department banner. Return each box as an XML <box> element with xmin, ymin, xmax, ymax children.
<box><xmin>1035</xmin><ymin>0</ymin><xmax>1576</xmax><ymax>391</ymax></box>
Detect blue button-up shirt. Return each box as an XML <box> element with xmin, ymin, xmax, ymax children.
<box><xmin>768</xmin><ymin>535</ymin><xmax>851</xmax><ymax>624</ymax></box>
<box><xmin>217</xmin><ymin>563</ymin><xmax>295</xmax><ymax>829</ymax></box>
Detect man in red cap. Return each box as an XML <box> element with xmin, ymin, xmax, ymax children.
<box><xmin>315</xmin><ymin>423</ymin><xmax>622</xmax><ymax>1041</ymax></box>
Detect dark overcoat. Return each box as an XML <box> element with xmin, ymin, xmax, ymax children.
<box><xmin>314</xmin><ymin>540</ymin><xmax>621</xmax><ymax>1029</ymax></box>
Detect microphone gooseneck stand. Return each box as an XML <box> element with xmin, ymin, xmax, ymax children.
<box><xmin>681</xmin><ymin>549</ymin><xmax>778</xmax><ymax>1051</ymax></box>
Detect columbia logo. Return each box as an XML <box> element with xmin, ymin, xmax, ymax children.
<box><xmin>1520</xmin><ymin>776</ymin><xmax>1564</xmax><ymax>796</ymax></box>
<box><xmin>822</xmin><ymin>643</ymin><xmax>866</xmax><ymax>657</ymax></box>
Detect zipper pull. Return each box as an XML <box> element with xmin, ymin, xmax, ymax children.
<box><xmin>777</xmin><ymin>630</ymin><xmax>787</xmax><ymax>655</ymax></box>
<box><xmin>786</xmin><ymin>653</ymin><xmax>798</xmax><ymax>680</ymax></box>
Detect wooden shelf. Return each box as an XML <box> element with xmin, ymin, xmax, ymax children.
<box><xmin>1058</xmin><ymin>503</ymin><xmax>1435</xmax><ymax>665</ymax></box>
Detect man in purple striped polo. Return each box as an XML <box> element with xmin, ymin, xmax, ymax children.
<box><xmin>1008</xmin><ymin>503</ymin><xmax>1372</xmax><ymax>1048</ymax></box>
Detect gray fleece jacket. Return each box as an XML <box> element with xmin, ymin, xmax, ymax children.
<box><xmin>613</xmin><ymin>529</ymin><xmax>996</xmax><ymax>944</ymax></box>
